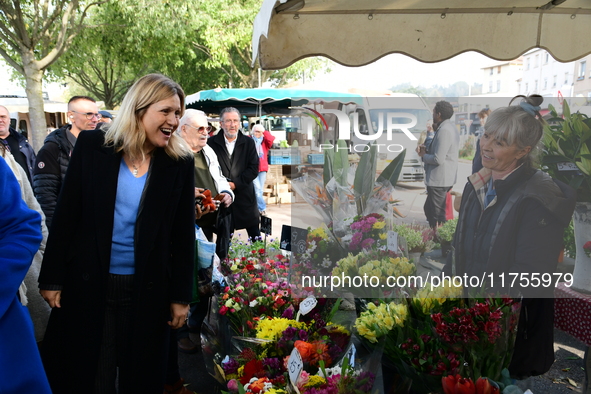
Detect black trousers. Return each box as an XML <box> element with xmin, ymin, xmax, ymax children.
<box><xmin>424</xmin><ymin>186</ymin><xmax>451</xmax><ymax>228</ymax></box>
<box><xmin>94</xmin><ymin>274</ymin><xmax>134</xmax><ymax>394</ymax></box>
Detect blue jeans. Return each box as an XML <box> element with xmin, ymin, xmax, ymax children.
<box><xmin>253</xmin><ymin>171</ymin><xmax>267</xmax><ymax>211</ymax></box>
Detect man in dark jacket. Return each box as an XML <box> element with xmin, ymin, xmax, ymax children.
<box><xmin>33</xmin><ymin>96</ymin><xmax>100</xmax><ymax>229</ymax></box>
<box><xmin>208</xmin><ymin>107</ymin><xmax>260</xmax><ymax>242</ymax></box>
<box><xmin>0</xmin><ymin>105</ymin><xmax>36</xmax><ymax>183</ymax></box>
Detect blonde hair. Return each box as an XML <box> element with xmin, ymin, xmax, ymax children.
<box><xmin>104</xmin><ymin>74</ymin><xmax>190</xmax><ymax>161</ymax></box>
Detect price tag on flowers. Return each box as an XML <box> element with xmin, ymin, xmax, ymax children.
<box><xmin>299</xmin><ymin>296</ymin><xmax>317</xmax><ymax>315</ymax></box>
<box><xmin>387</xmin><ymin>231</ymin><xmax>398</xmax><ymax>252</ymax></box>
<box><xmin>288</xmin><ymin>347</ymin><xmax>304</xmax><ymax>387</ymax></box>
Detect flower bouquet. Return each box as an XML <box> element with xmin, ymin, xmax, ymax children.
<box><xmin>330</xmin><ymin>249</ymin><xmax>416</xmax><ymax>298</ymax></box>
<box><xmin>219</xmin><ymin>252</ymin><xmax>291</xmax><ymax>336</ymax></box>
<box><xmin>221</xmin><ymin>311</ymin><xmax>354</xmax><ymax>393</ymax></box>
<box><xmin>341</xmin><ymin>213</ymin><xmax>388</xmax><ymax>254</ymax></box>
<box><xmin>431</xmin><ymin>297</ymin><xmax>521</xmax><ymax>382</ymax></box>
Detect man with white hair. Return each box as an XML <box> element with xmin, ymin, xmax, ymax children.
<box><xmin>166</xmin><ymin>109</ymin><xmax>234</xmax><ymax>387</ymax></box>
<box><xmin>178</xmin><ymin>109</ymin><xmax>233</xmax><ymax>249</ymax></box>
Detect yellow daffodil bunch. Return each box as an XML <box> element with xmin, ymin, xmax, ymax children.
<box><xmin>354</xmin><ymin>301</ymin><xmax>408</xmax><ymax>343</ymax></box>
<box><xmin>413</xmin><ymin>277</ymin><xmax>463</xmax><ymax>314</ymax></box>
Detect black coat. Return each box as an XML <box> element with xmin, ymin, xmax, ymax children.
<box><xmin>208</xmin><ymin>131</ymin><xmax>260</xmax><ymax>229</ymax></box>
<box><xmin>33</xmin><ymin>125</ymin><xmax>74</xmax><ymax>229</ymax></box>
<box><xmin>445</xmin><ymin>165</ymin><xmax>576</xmax><ymax>378</ymax></box>
<box><xmin>38</xmin><ymin>130</ymin><xmax>195</xmax><ymax>393</ymax></box>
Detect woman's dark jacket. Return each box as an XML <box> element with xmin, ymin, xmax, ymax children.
<box><xmin>207</xmin><ymin>131</ymin><xmax>260</xmax><ymax>230</ymax></box>
<box><xmin>38</xmin><ymin>130</ymin><xmax>195</xmax><ymax>393</ymax></box>
<box><xmin>444</xmin><ymin>165</ymin><xmax>576</xmax><ymax>378</ymax></box>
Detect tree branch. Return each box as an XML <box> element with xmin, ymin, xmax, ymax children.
<box><xmin>0</xmin><ymin>45</ymin><xmax>24</xmax><ymax>74</ymax></box>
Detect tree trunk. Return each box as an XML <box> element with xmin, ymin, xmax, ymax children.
<box><xmin>23</xmin><ymin>57</ymin><xmax>47</xmax><ymax>152</ymax></box>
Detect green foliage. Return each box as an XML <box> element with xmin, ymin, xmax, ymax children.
<box><xmin>52</xmin><ymin>0</ymin><xmax>330</xmax><ymax>106</ymax></box>
<box><xmin>564</xmin><ymin>219</ymin><xmax>576</xmax><ymax>258</ymax></box>
<box><xmin>354</xmin><ymin>143</ymin><xmax>378</xmax><ymax>213</ymax></box>
<box><xmin>542</xmin><ymin>101</ymin><xmax>591</xmax><ymax>202</ymax></box>
<box><xmin>437</xmin><ymin>219</ymin><xmax>458</xmax><ymax>243</ymax></box>
<box><xmin>392</xmin><ymin>224</ymin><xmax>426</xmax><ymax>253</ymax></box>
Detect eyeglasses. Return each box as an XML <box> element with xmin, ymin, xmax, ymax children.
<box><xmin>185</xmin><ymin>124</ymin><xmax>212</xmax><ymax>134</ymax></box>
<box><xmin>71</xmin><ymin>111</ymin><xmax>102</xmax><ymax>120</ymax></box>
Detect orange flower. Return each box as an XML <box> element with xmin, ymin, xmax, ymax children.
<box><xmin>309</xmin><ymin>340</ymin><xmax>332</xmax><ymax>367</ymax></box>
<box><xmin>294</xmin><ymin>340</ymin><xmax>315</xmax><ymax>361</ymax></box>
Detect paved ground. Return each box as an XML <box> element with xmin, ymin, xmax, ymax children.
<box><xmin>179</xmin><ymin>161</ymin><xmax>589</xmax><ymax>393</ymax></box>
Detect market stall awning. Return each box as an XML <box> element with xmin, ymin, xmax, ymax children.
<box><xmin>252</xmin><ymin>0</ymin><xmax>591</xmax><ymax>70</ymax></box>
<box><xmin>185</xmin><ymin>87</ymin><xmax>363</xmax><ymax>115</ymax></box>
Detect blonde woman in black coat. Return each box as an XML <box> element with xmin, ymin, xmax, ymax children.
<box><xmin>39</xmin><ymin>74</ymin><xmax>195</xmax><ymax>393</ymax></box>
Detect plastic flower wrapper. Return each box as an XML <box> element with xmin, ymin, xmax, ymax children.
<box><xmin>361</xmin><ymin>179</ymin><xmax>397</xmax><ymax>218</ymax></box>
<box><xmin>202</xmin><ymin>294</ymin><xmax>238</xmax><ymax>386</ymax></box>
<box><xmin>290</xmin><ymin>172</ymin><xmax>333</xmax><ymax>225</ymax></box>
<box><xmin>299</xmin><ymin>224</ymin><xmax>347</xmax><ymax>277</ymax></box>
<box><xmin>325</xmin><ymin>175</ymin><xmax>358</xmax><ymax>242</ymax></box>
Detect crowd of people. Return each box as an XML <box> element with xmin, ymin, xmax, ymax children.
<box><xmin>0</xmin><ymin>75</ymin><xmax>577</xmax><ymax>393</ymax></box>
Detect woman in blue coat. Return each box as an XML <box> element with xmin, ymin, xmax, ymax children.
<box><xmin>0</xmin><ymin>155</ymin><xmax>51</xmax><ymax>393</ymax></box>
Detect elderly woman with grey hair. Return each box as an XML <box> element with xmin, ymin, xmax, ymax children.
<box><xmin>444</xmin><ymin>95</ymin><xmax>576</xmax><ymax>379</ymax></box>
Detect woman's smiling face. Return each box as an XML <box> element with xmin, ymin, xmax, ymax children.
<box><xmin>480</xmin><ymin>131</ymin><xmax>530</xmax><ymax>176</ymax></box>
<box><xmin>141</xmin><ymin>95</ymin><xmax>181</xmax><ymax>151</ymax></box>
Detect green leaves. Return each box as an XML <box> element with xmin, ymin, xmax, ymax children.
<box><xmin>353</xmin><ymin>143</ymin><xmax>377</xmax><ymax>213</ymax></box>
<box><xmin>378</xmin><ymin>148</ymin><xmax>406</xmax><ymax>186</ymax></box>
<box><xmin>542</xmin><ymin>100</ymin><xmax>591</xmax><ymax>202</ymax></box>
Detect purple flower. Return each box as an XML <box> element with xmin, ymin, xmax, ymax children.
<box><xmin>281</xmin><ymin>305</ymin><xmax>295</xmax><ymax>319</ymax></box>
<box><xmin>282</xmin><ymin>326</ymin><xmax>297</xmax><ymax>340</ymax></box>
<box><xmin>361</xmin><ymin>238</ymin><xmax>376</xmax><ymax>249</ymax></box>
<box><xmin>299</xmin><ymin>329</ymin><xmax>309</xmax><ymax>342</ymax></box>
<box><xmin>262</xmin><ymin>357</ymin><xmax>282</xmax><ymax>372</ymax></box>
<box><xmin>222</xmin><ymin>358</ymin><xmax>240</xmax><ymax>375</ymax></box>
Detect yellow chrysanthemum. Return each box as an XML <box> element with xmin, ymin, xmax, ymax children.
<box><xmin>373</xmin><ymin>221</ymin><xmax>386</xmax><ymax>230</ymax></box>
<box><xmin>305</xmin><ymin>375</ymin><xmax>326</xmax><ymax>388</ymax></box>
<box><xmin>255</xmin><ymin>318</ymin><xmax>306</xmax><ymax>341</ymax></box>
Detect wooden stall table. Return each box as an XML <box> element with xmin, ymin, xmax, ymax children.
<box><xmin>554</xmin><ymin>283</ymin><xmax>591</xmax><ymax>393</ymax></box>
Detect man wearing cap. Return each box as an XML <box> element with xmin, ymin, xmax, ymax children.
<box><xmin>0</xmin><ymin>105</ymin><xmax>36</xmax><ymax>184</ymax></box>
<box><xmin>99</xmin><ymin>110</ymin><xmax>113</xmax><ymax>124</ymax></box>
<box><xmin>33</xmin><ymin>96</ymin><xmax>100</xmax><ymax>229</ymax></box>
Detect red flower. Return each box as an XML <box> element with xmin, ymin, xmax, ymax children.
<box><xmin>259</xmin><ymin>248</ymin><xmax>266</xmax><ymax>254</ymax></box>
<box><xmin>584</xmin><ymin>241</ymin><xmax>591</xmax><ymax>250</ymax></box>
<box><xmin>475</xmin><ymin>377</ymin><xmax>500</xmax><ymax>394</ymax></box>
<box><xmin>442</xmin><ymin>375</ymin><xmax>476</xmax><ymax>394</ymax></box>
<box><xmin>455</xmin><ymin>377</ymin><xmax>476</xmax><ymax>394</ymax></box>
<box><xmin>442</xmin><ymin>375</ymin><xmax>461</xmax><ymax>394</ymax></box>
<box><xmin>219</xmin><ymin>305</ymin><xmax>229</xmax><ymax>315</ymax></box>
<box><xmin>239</xmin><ymin>359</ymin><xmax>264</xmax><ymax>385</ymax></box>
<box><xmin>246</xmin><ymin>264</ymin><xmax>255</xmax><ymax>271</ymax></box>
